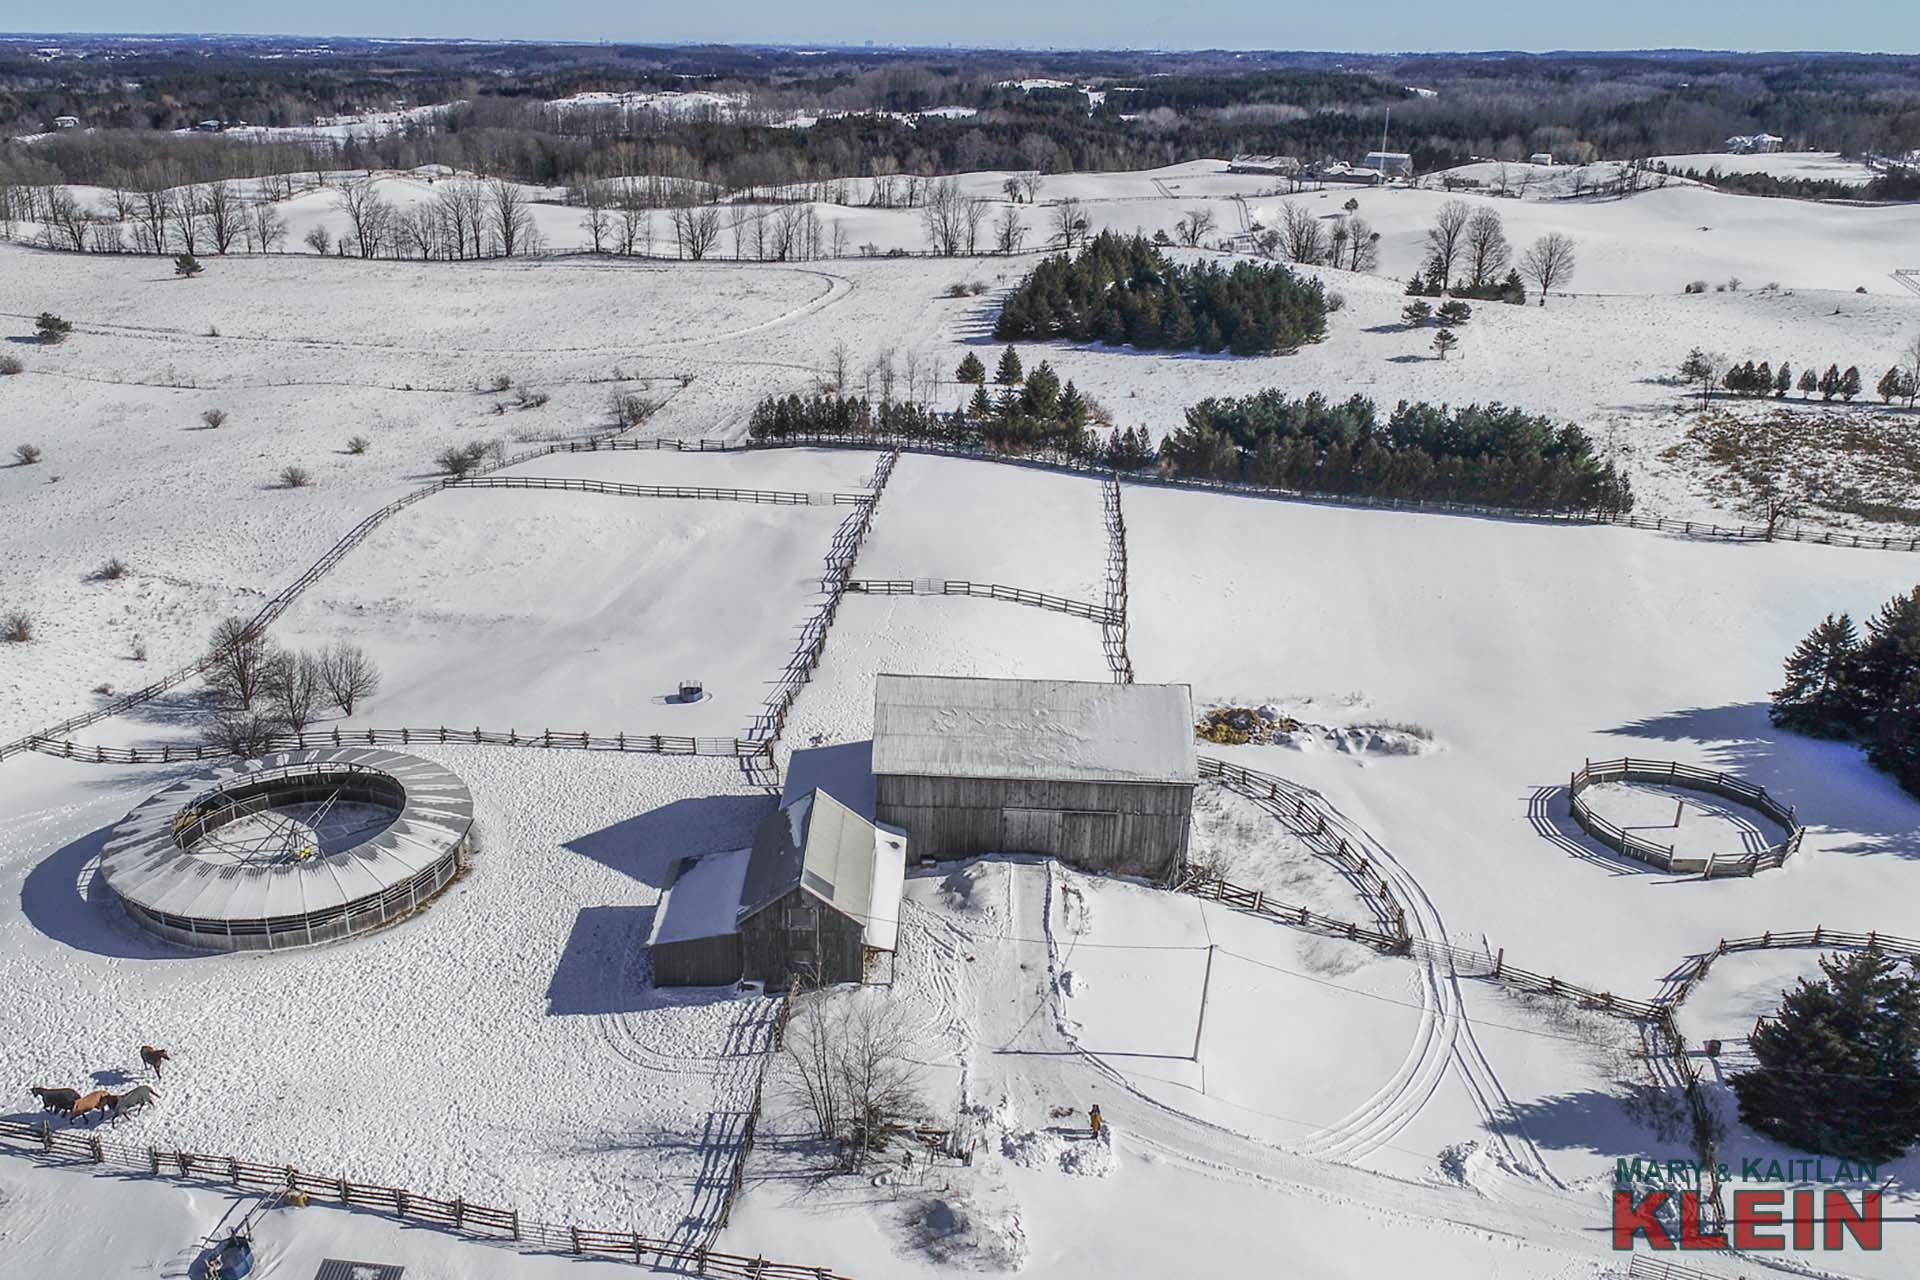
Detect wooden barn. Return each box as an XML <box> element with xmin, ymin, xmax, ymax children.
<box><xmin>647</xmin><ymin>788</ymin><xmax>906</xmax><ymax>989</ymax></box>
<box><xmin>871</xmin><ymin>674</ymin><xmax>1197</xmax><ymax>881</ymax></box>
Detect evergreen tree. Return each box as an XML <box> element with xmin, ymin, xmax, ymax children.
<box><xmin>1022</xmin><ymin>362</ymin><xmax>1062</xmax><ymax>418</ymax></box>
<box><xmin>1431</xmin><ymin>328</ymin><xmax>1459</xmax><ymax>360</ymax></box>
<box><xmin>954</xmin><ymin>352</ymin><xmax>987</xmax><ymax>384</ymax></box>
<box><xmin>1853</xmin><ymin>589</ymin><xmax>1920</xmax><ymax>717</ymax></box>
<box><xmin>1436</xmin><ymin>299</ymin><xmax>1472</xmax><ymax>325</ymax></box>
<box><xmin>1679</xmin><ymin>348</ymin><xmax>1715</xmax><ymax>404</ymax></box>
<box><xmin>1840</xmin><ymin>365</ymin><xmax>1862</xmax><ymax>401</ymax></box>
<box><xmin>1404</xmin><ymin>272</ymin><xmax>1426</xmax><ymax>296</ymax></box>
<box><xmin>1820</xmin><ymin>363</ymin><xmax>1842</xmax><ymax>400</ymax></box>
<box><xmin>1869</xmin><ymin>672</ymin><xmax>1920</xmax><ymax>796</ymax></box>
<box><xmin>1774</xmin><ymin>362</ymin><xmax>1792</xmax><ymax>398</ymax></box>
<box><xmin>995</xmin><ymin>346</ymin><xmax>1024</xmax><ymax>386</ymax></box>
<box><xmin>1057</xmin><ymin>380</ymin><xmax>1087</xmax><ymax>428</ymax></box>
<box><xmin>1879</xmin><ymin>366</ymin><xmax>1903</xmax><ymax>404</ymax></box>
<box><xmin>1798</xmin><ymin>367</ymin><xmax>1819</xmax><ymax>398</ymax></box>
<box><xmin>1732</xmin><ymin>949</ymin><xmax>1920</xmax><ymax>1162</ymax></box>
<box><xmin>1770</xmin><ymin>613</ymin><xmax>1865</xmax><ymax>737</ymax></box>
<box><xmin>1401</xmin><ymin>300</ymin><xmax>1432</xmax><ymax>327</ymax></box>
<box><xmin>174</xmin><ymin>253</ymin><xmax>204</xmax><ymax>278</ymax></box>
<box><xmin>967</xmin><ymin>383</ymin><xmax>992</xmax><ymax>418</ymax></box>
<box><xmin>1193</xmin><ymin>315</ymin><xmax>1224</xmax><ymax>353</ymax></box>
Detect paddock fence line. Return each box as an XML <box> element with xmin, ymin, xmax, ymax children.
<box><xmin>710</xmin><ymin>991</ymin><xmax>797</xmax><ymax>1244</ymax></box>
<box><xmin>748</xmin><ymin>450</ymin><xmax>899</xmax><ymax>751</ymax></box>
<box><xmin>1194</xmin><ymin>756</ymin><xmax>1411</xmax><ymax>943</ymax></box>
<box><xmin>563</xmin><ymin>437</ymin><xmax>739</xmax><ymax>453</ymax></box>
<box><xmin>0</xmin><ymin>399</ymin><xmax>695</xmax><ymax>766</ymax></box>
<box><xmin>843</xmin><ymin>579</ymin><xmax>1119</xmax><ymax>625</ymax></box>
<box><xmin>0</xmin><ymin>1118</ymin><xmax>853</xmax><ymax>1279</ymax></box>
<box><xmin>1102</xmin><ymin>474</ymin><xmax>1135</xmax><ymax>684</ymax></box>
<box><xmin>743</xmin><ymin>432</ymin><xmax>1920</xmax><ymax>553</ymax></box>
<box><xmin>1567</xmin><ymin>758</ymin><xmax>1804</xmax><ymax>877</ymax></box>
<box><xmin>450</xmin><ymin>475</ymin><xmax>872</xmax><ymax>506</ymax></box>
<box><xmin>22</xmin><ymin>726</ymin><xmax>762</xmax><ymax>765</ymax></box>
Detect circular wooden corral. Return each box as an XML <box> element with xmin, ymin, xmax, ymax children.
<box><xmin>1566</xmin><ymin>757</ymin><xmax>1803</xmax><ymax>877</ymax></box>
<box><xmin>99</xmin><ymin>748</ymin><xmax>473</xmax><ymax>951</ymax></box>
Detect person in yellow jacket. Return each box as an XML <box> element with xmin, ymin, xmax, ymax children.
<box><xmin>1089</xmin><ymin>1104</ymin><xmax>1103</xmax><ymax>1138</ymax></box>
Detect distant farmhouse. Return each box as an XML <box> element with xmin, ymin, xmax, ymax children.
<box><xmin>1362</xmin><ymin>150</ymin><xmax>1415</xmax><ymax>179</ymax></box>
<box><xmin>1725</xmin><ymin>133</ymin><xmax>1785</xmax><ymax>154</ymax></box>
<box><xmin>648</xmin><ymin>789</ymin><xmax>906</xmax><ymax>989</ymax></box>
<box><xmin>1528</xmin><ymin>152</ymin><xmax>1555</xmax><ymax>167</ymax></box>
<box><xmin>52</xmin><ymin>115</ymin><xmax>79</xmax><ymax>129</ymax></box>
<box><xmin>1227</xmin><ymin>154</ymin><xmax>1301</xmax><ymax>176</ymax></box>
<box><xmin>871</xmin><ymin>674</ymin><xmax>1197</xmax><ymax>881</ymax></box>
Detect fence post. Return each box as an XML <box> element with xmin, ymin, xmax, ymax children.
<box><xmin>149</xmin><ymin>1147</ymin><xmax>162</xmax><ymax>1174</ymax></box>
<box><xmin>1492</xmin><ymin>947</ymin><xmax>1503</xmax><ymax>978</ymax></box>
<box><xmin>571</xmin><ymin>1225</ymin><xmax>583</xmax><ymax>1255</ymax></box>
<box><xmin>89</xmin><ymin>1135</ymin><xmax>104</xmax><ymax>1163</ymax></box>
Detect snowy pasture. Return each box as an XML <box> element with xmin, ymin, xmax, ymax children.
<box><xmin>2</xmin><ymin>154</ymin><xmax>1919</xmax><ymax>1279</ymax></box>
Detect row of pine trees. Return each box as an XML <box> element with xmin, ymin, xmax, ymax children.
<box><xmin>1681</xmin><ymin>349</ymin><xmax>1920</xmax><ymax>406</ymax></box>
<box><xmin>1771</xmin><ymin>587</ymin><xmax>1920</xmax><ymax>798</ymax></box>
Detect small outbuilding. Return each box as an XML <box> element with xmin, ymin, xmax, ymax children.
<box><xmin>1227</xmin><ymin>154</ymin><xmax>1301</xmax><ymax>176</ymax></box>
<box><xmin>648</xmin><ymin>788</ymin><xmax>906</xmax><ymax>989</ymax></box>
<box><xmin>1528</xmin><ymin>152</ymin><xmax>1554</xmax><ymax>167</ymax></box>
<box><xmin>871</xmin><ymin>674</ymin><xmax>1197</xmax><ymax>881</ymax></box>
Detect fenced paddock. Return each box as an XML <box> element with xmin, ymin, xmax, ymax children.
<box><xmin>1567</xmin><ymin>758</ymin><xmax>1803</xmax><ymax>876</ymax></box>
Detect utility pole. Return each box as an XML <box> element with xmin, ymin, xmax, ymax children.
<box><xmin>1192</xmin><ymin>944</ymin><xmax>1216</xmax><ymax>1061</ymax></box>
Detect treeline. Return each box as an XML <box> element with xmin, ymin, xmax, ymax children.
<box><xmin>747</xmin><ymin>383</ymin><xmax>1631</xmax><ymax>514</ymax></box>
<box><xmin>1771</xmin><ymin>588</ymin><xmax>1920</xmax><ymax>799</ymax></box>
<box><xmin>1164</xmin><ymin>392</ymin><xmax>1634</xmax><ymax>512</ymax></box>
<box><xmin>994</xmin><ymin>232</ymin><xmax>1331</xmax><ymax>356</ymax></box>
<box><xmin>1667</xmin><ymin>164</ymin><xmax>1920</xmax><ymax>203</ymax></box>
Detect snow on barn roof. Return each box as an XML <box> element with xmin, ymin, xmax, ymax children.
<box><xmin>871</xmin><ymin>674</ymin><xmax>1197</xmax><ymax>786</ymax></box>
<box><xmin>653</xmin><ymin>789</ymin><xmax>906</xmax><ymax>953</ymax></box>
<box><xmin>741</xmin><ymin>789</ymin><xmax>906</xmax><ymax>951</ymax></box>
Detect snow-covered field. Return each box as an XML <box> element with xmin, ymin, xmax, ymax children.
<box><xmin>2</xmin><ymin>154</ymin><xmax>1920</xmax><ymax>1279</ymax></box>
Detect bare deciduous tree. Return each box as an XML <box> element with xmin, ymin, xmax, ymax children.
<box><xmin>1424</xmin><ymin>199</ymin><xmax>1472</xmax><ymax>287</ymax></box>
<box><xmin>1462</xmin><ymin>207</ymin><xmax>1511</xmax><ymax>289</ymax></box>
<box><xmin>488</xmin><ymin>178</ymin><xmax>535</xmax><ymax>258</ymax></box>
<box><xmin>781</xmin><ymin>990</ymin><xmax>924</xmax><ymax>1170</ymax></box>
<box><xmin>1175</xmin><ymin>207</ymin><xmax>1216</xmax><ymax>248</ymax></box>
<box><xmin>992</xmin><ymin>204</ymin><xmax>1026</xmax><ymax>255</ymax></box>
<box><xmin>199</xmin><ymin>180</ymin><xmax>242</xmax><ymax>254</ymax></box>
<box><xmin>248</xmin><ymin>199</ymin><xmax>285</xmax><ymax>253</ymax></box>
<box><xmin>668</xmin><ymin>202</ymin><xmax>722</xmax><ymax>260</ymax></box>
<box><xmin>1278</xmin><ymin>201</ymin><xmax>1325</xmax><ymax>264</ymax></box>
<box><xmin>1051</xmin><ymin>197</ymin><xmax>1087</xmax><ymax>252</ymax></box>
<box><xmin>1521</xmin><ymin>232</ymin><xmax>1577</xmax><ymax>305</ymax></box>
<box><xmin>264</xmin><ymin>649</ymin><xmax>324</xmax><ymax>732</ymax></box>
<box><xmin>205</xmin><ymin>616</ymin><xmax>275</xmax><ymax>710</ymax></box>
<box><xmin>207</xmin><ymin>707</ymin><xmax>281</xmax><ymax>757</ymax></box>
<box><xmin>335</xmin><ymin>176</ymin><xmax>392</xmax><ymax>259</ymax></box>
<box><xmin>320</xmin><ymin>641</ymin><xmax>381</xmax><ymax>715</ymax></box>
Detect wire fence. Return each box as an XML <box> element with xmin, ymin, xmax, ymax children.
<box><xmin>1101</xmin><ymin>475</ymin><xmax>1135</xmax><ymax>684</ymax></box>
<box><xmin>0</xmin><ymin>1118</ymin><xmax>851</xmax><ymax>1278</ymax></box>
<box><xmin>1567</xmin><ymin>758</ymin><xmax>1804</xmax><ymax>876</ymax></box>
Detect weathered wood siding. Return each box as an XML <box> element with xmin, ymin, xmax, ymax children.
<box><xmin>740</xmin><ymin>888</ymin><xmax>868</xmax><ymax>989</ymax></box>
<box><xmin>650</xmin><ymin>932</ymin><xmax>744</xmax><ymax>988</ymax></box>
<box><xmin>875</xmin><ymin>774</ymin><xmax>1193</xmax><ymax>881</ymax></box>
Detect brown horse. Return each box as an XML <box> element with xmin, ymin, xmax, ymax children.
<box><xmin>30</xmin><ymin>1086</ymin><xmax>79</xmax><ymax>1112</ymax></box>
<box><xmin>67</xmin><ymin>1090</ymin><xmax>116</xmax><ymax>1124</ymax></box>
<box><xmin>140</xmin><ymin>1045</ymin><xmax>171</xmax><ymax>1079</ymax></box>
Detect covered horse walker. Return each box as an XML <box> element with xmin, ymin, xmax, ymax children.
<box><xmin>100</xmin><ymin>748</ymin><xmax>473</xmax><ymax>951</ymax></box>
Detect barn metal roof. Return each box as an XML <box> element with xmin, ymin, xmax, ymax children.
<box><xmin>99</xmin><ymin>749</ymin><xmax>472</xmax><ymax>927</ymax></box>
<box><xmin>871</xmin><ymin>674</ymin><xmax>1197</xmax><ymax>786</ymax></box>
<box><xmin>741</xmin><ymin>789</ymin><xmax>905</xmax><ymax>951</ymax></box>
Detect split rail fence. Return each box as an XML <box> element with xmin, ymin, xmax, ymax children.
<box><xmin>1101</xmin><ymin>476</ymin><xmax>1135</xmax><ymax>684</ymax></box>
<box><xmin>23</xmin><ymin>726</ymin><xmax>763</xmax><ymax>765</ymax></box>
<box><xmin>1567</xmin><ymin>758</ymin><xmax>1803</xmax><ymax>876</ymax></box>
<box><xmin>0</xmin><ymin>1118</ymin><xmax>851</xmax><ymax>1278</ymax></box>
<box><xmin>451</xmin><ymin>475</ymin><xmax>871</xmax><ymax>506</ymax></box>
<box><xmin>843</xmin><ymin>579</ymin><xmax>1118</xmax><ymax>625</ymax></box>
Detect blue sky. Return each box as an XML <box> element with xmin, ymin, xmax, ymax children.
<box><xmin>10</xmin><ymin>2</ymin><xmax>1919</xmax><ymax>53</ymax></box>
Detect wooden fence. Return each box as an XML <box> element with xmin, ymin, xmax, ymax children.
<box><xmin>1195</xmin><ymin>756</ymin><xmax>1412</xmax><ymax>941</ymax></box>
<box><xmin>23</xmin><ymin>725</ymin><xmax>764</xmax><ymax>765</ymax></box>
<box><xmin>451</xmin><ymin>475</ymin><xmax>871</xmax><ymax>506</ymax></box>
<box><xmin>0</xmin><ymin>1117</ymin><xmax>851</xmax><ymax>1278</ymax></box>
<box><xmin>1567</xmin><ymin>758</ymin><xmax>1803</xmax><ymax>876</ymax></box>
<box><xmin>749</xmin><ymin>451</ymin><xmax>899</xmax><ymax>748</ymax></box>
<box><xmin>1101</xmin><ymin>475</ymin><xmax>1135</xmax><ymax>684</ymax></box>
<box><xmin>843</xmin><ymin>579</ymin><xmax>1119</xmax><ymax>625</ymax></box>
<box><xmin>746</xmin><ymin>432</ymin><xmax>1920</xmax><ymax>552</ymax></box>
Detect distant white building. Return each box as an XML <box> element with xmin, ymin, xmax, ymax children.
<box><xmin>52</xmin><ymin>115</ymin><xmax>79</xmax><ymax>129</ymax></box>
<box><xmin>1528</xmin><ymin>152</ymin><xmax>1554</xmax><ymax>166</ymax></box>
<box><xmin>1725</xmin><ymin>133</ymin><xmax>1784</xmax><ymax>154</ymax></box>
<box><xmin>1362</xmin><ymin>150</ymin><xmax>1415</xmax><ymax>178</ymax></box>
<box><xmin>1226</xmin><ymin>153</ymin><xmax>1301</xmax><ymax>176</ymax></box>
